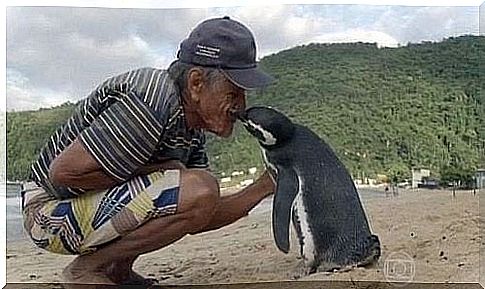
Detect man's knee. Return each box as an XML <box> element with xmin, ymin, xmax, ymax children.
<box><xmin>178</xmin><ymin>169</ymin><xmax>220</xmax><ymax>231</ymax></box>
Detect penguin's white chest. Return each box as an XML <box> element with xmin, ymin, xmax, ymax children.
<box><xmin>292</xmin><ymin>174</ymin><xmax>316</xmax><ymax>266</ymax></box>
<box><xmin>262</xmin><ymin>149</ymin><xmax>277</xmax><ymax>181</ymax></box>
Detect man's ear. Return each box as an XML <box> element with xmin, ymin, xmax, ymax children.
<box><xmin>187</xmin><ymin>68</ymin><xmax>204</xmax><ymax>103</ymax></box>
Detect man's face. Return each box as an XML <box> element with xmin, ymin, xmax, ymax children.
<box><xmin>197</xmin><ymin>75</ymin><xmax>246</xmax><ymax>138</ymax></box>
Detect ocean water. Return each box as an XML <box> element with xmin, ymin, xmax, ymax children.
<box><xmin>6</xmin><ymin>184</ymin><xmax>28</xmax><ymax>242</ymax></box>
<box><xmin>5</xmin><ymin>184</ymin><xmax>387</xmax><ymax>242</ymax></box>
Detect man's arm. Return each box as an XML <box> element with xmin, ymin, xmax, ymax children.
<box><xmin>194</xmin><ymin>170</ymin><xmax>275</xmax><ymax>233</ymax></box>
<box><xmin>49</xmin><ymin>139</ymin><xmax>119</xmax><ymax>191</ymax></box>
<box><xmin>49</xmin><ymin>138</ymin><xmax>184</xmax><ymax>191</ymax></box>
<box><xmin>133</xmin><ymin>160</ymin><xmax>187</xmax><ymax>176</ymax></box>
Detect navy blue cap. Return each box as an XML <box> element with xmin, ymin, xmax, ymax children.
<box><xmin>177</xmin><ymin>16</ymin><xmax>274</xmax><ymax>90</ymax></box>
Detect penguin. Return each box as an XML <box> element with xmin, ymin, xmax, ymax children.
<box><xmin>238</xmin><ymin>106</ymin><xmax>380</xmax><ymax>274</ymax></box>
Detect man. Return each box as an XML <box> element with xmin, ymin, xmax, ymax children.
<box><xmin>23</xmin><ymin>16</ymin><xmax>275</xmax><ymax>286</ymax></box>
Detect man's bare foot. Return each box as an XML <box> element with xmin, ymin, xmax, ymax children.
<box><xmin>106</xmin><ymin>260</ymin><xmax>158</xmax><ymax>285</ymax></box>
<box><xmin>119</xmin><ymin>270</ymin><xmax>158</xmax><ymax>285</ymax></box>
<box><xmin>62</xmin><ymin>257</ymin><xmax>115</xmax><ymax>285</ymax></box>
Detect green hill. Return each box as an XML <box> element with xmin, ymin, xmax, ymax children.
<box><xmin>7</xmin><ymin>36</ymin><xmax>484</xmax><ymax>182</ymax></box>
<box><xmin>7</xmin><ymin>102</ymin><xmax>75</xmax><ymax>180</ymax></box>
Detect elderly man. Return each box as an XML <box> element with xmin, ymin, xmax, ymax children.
<box><xmin>23</xmin><ymin>16</ymin><xmax>275</xmax><ymax>285</ymax></box>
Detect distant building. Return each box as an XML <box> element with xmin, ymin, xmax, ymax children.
<box><xmin>476</xmin><ymin>169</ymin><xmax>485</xmax><ymax>189</ymax></box>
<box><xmin>240</xmin><ymin>179</ymin><xmax>254</xmax><ymax>187</ymax></box>
<box><xmin>412</xmin><ymin>168</ymin><xmax>430</xmax><ymax>189</ymax></box>
<box><xmin>231</xmin><ymin>171</ymin><xmax>244</xmax><ymax>177</ymax></box>
<box><xmin>221</xmin><ymin>177</ymin><xmax>232</xmax><ymax>183</ymax></box>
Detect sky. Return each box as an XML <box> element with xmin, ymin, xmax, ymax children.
<box><xmin>5</xmin><ymin>1</ymin><xmax>484</xmax><ymax>111</ymax></box>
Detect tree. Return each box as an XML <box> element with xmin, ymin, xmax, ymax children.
<box><xmin>388</xmin><ymin>162</ymin><xmax>409</xmax><ymax>196</ymax></box>
<box><xmin>440</xmin><ymin>165</ymin><xmax>475</xmax><ymax>197</ymax></box>
<box><xmin>6</xmin><ymin>36</ymin><xmax>484</xmax><ymax>182</ymax></box>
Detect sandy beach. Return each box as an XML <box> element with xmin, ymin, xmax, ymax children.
<box><xmin>6</xmin><ymin>187</ymin><xmax>481</xmax><ymax>285</ymax></box>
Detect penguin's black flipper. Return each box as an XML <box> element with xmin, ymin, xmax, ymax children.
<box><xmin>273</xmin><ymin>167</ymin><xmax>299</xmax><ymax>253</ymax></box>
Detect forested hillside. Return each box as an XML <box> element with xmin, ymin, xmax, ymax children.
<box><xmin>7</xmin><ymin>36</ymin><xmax>484</xmax><ymax>181</ymax></box>
<box><xmin>7</xmin><ymin>103</ymin><xmax>75</xmax><ymax>180</ymax></box>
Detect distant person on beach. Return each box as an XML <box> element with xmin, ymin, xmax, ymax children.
<box><xmin>23</xmin><ymin>16</ymin><xmax>275</xmax><ymax>286</ymax></box>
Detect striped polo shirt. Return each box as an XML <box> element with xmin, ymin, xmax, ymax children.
<box><xmin>31</xmin><ymin>67</ymin><xmax>209</xmax><ymax>199</ymax></box>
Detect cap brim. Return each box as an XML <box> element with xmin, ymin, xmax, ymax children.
<box><xmin>223</xmin><ymin>66</ymin><xmax>275</xmax><ymax>90</ymax></box>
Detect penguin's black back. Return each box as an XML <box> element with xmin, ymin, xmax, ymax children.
<box><xmin>266</xmin><ymin>123</ymin><xmax>378</xmax><ymax>267</ymax></box>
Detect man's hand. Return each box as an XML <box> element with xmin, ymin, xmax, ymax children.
<box><xmin>256</xmin><ymin>170</ymin><xmax>276</xmax><ymax>197</ymax></box>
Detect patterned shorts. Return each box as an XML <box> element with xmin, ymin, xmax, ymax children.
<box><xmin>22</xmin><ymin>170</ymin><xmax>180</xmax><ymax>255</ymax></box>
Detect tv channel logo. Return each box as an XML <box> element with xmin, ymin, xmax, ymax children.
<box><xmin>383</xmin><ymin>251</ymin><xmax>415</xmax><ymax>286</ymax></box>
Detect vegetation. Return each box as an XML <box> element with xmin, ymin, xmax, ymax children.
<box><xmin>7</xmin><ymin>102</ymin><xmax>75</xmax><ymax>180</ymax></box>
<box><xmin>439</xmin><ymin>164</ymin><xmax>475</xmax><ymax>189</ymax></box>
<box><xmin>7</xmin><ymin>36</ymin><xmax>484</xmax><ymax>183</ymax></box>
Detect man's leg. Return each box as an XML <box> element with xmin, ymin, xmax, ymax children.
<box><xmin>106</xmin><ymin>169</ymin><xmax>274</xmax><ymax>284</ymax></box>
<box><xmin>62</xmin><ymin>169</ymin><xmax>220</xmax><ymax>284</ymax></box>
<box><xmin>62</xmin><ymin>169</ymin><xmax>273</xmax><ymax>285</ymax></box>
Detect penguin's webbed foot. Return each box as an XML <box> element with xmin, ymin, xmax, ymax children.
<box><xmin>290</xmin><ymin>260</ymin><xmax>314</xmax><ymax>280</ymax></box>
<box><xmin>318</xmin><ymin>261</ymin><xmax>346</xmax><ymax>274</ymax></box>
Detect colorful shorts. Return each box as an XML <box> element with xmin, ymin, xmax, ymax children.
<box><xmin>22</xmin><ymin>170</ymin><xmax>180</xmax><ymax>255</ymax></box>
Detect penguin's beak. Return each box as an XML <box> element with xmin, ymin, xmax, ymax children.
<box><xmin>234</xmin><ymin>110</ymin><xmax>248</xmax><ymax>123</ymax></box>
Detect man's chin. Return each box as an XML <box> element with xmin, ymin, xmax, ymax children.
<box><xmin>208</xmin><ymin>127</ymin><xmax>233</xmax><ymax>138</ymax></box>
